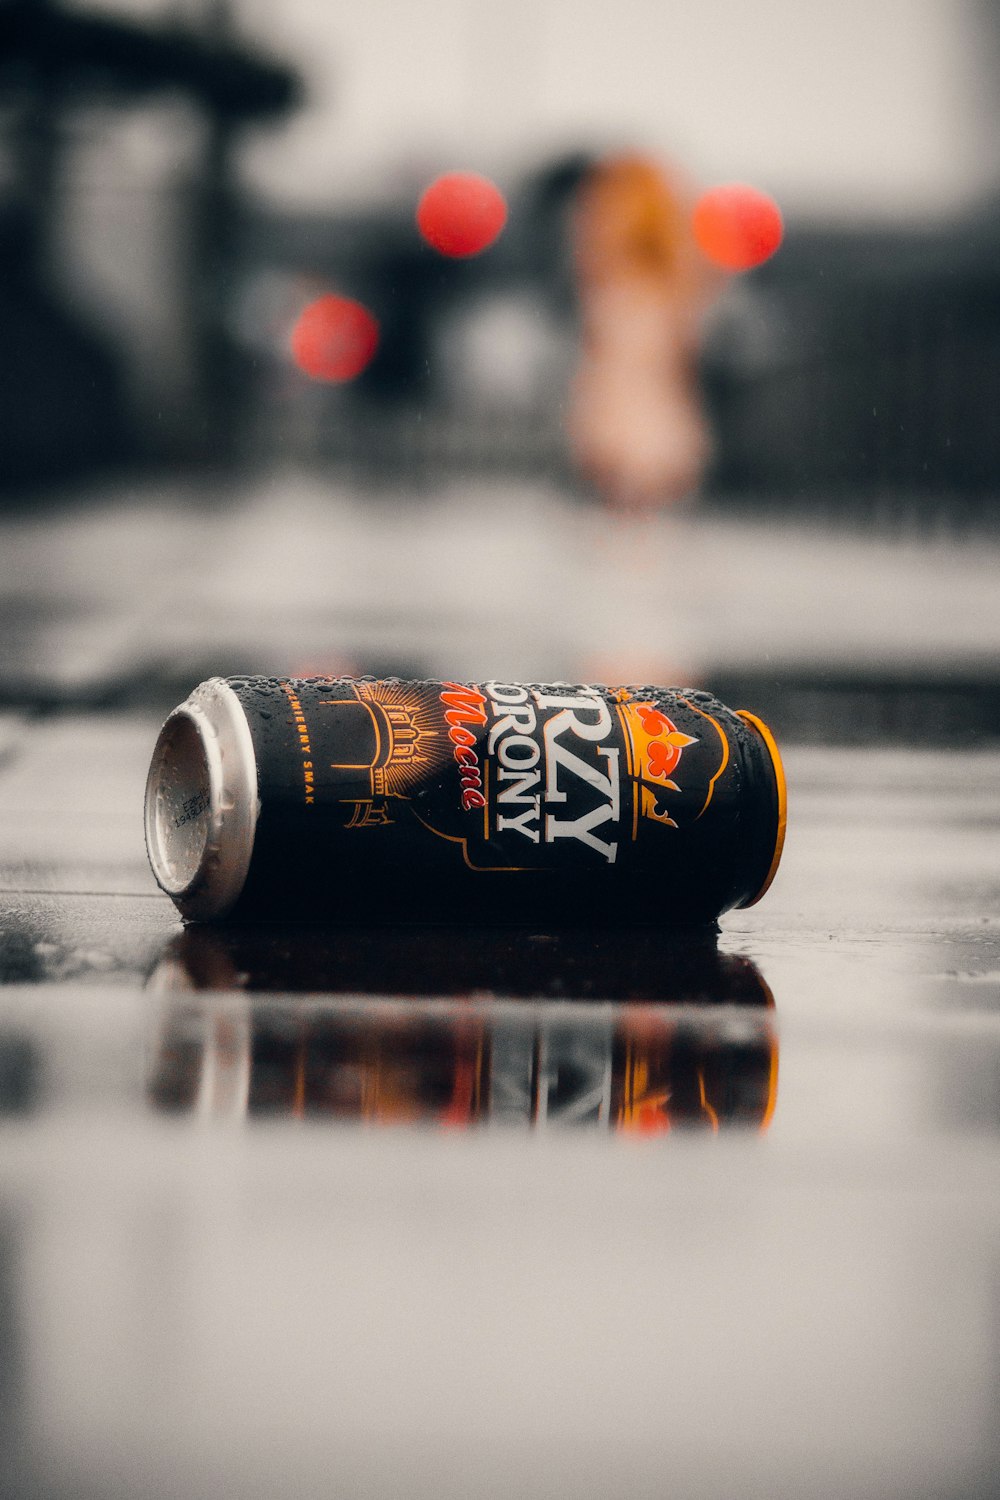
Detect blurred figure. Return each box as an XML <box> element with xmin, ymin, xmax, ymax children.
<box><xmin>567</xmin><ymin>153</ymin><xmax>720</xmax><ymax>513</ymax></box>
<box><xmin>290</xmin><ymin>147</ymin><xmax>724</xmax><ymax>513</ymax></box>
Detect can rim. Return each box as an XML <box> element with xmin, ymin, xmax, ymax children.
<box><xmin>734</xmin><ymin>710</ymin><xmax>787</xmax><ymax>907</ymax></box>
<box><xmin>144</xmin><ymin>678</ymin><xmax>259</xmax><ymax>921</ymax></box>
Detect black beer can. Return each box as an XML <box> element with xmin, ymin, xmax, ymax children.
<box><xmin>144</xmin><ymin>676</ymin><xmax>786</xmax><ymax>925</ymax></box>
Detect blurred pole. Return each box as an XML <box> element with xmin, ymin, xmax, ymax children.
<box><xmin>186</xmin><ymin>0</ymin><xmax>241</xmax><ymax>466</ymax></box>
<box><xmin>6</xmin><ymin>0</ymin><xmax>63</xmax><ymax>272</ymax></box>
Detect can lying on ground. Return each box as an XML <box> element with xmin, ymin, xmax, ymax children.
<box><xmin>144</xmin><ymin>676</ymin><xmax>787</xmax><ymax>925</ymax></box>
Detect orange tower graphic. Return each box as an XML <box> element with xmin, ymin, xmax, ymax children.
<box><xmin>317</xmin><ymin>680</ymin><xmax>450</xmax><ymax>826</ymax></box>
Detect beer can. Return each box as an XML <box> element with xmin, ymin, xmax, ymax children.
<box><xmin>144</xmin><ymin>676</ymin><xmax>787</xmax><ymax>925</ymax></box>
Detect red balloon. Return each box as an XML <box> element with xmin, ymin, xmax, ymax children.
<box><xmin>289</xmin><ymin>295</ymin><xmax>380</xmax><ymax>381</ymax></box>
<box><xmin>416</xmin><ymin>172</ymin><xmax>508</xmax><ymax>258</ymax></box>
<box><xmin>692</xmin><ymin>184</ymin><xmax>783</xmax><ymax>272</ymax></box>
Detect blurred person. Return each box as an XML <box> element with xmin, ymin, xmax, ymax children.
<box><xmin>332</xmin><ymin>148</ymin><xmax>723</xmax><ymax>515</ymax></box>
<box><xmin>567</xmin><ymin>152</ymin><xmax>720</xmax><ymax>513</ymax></box>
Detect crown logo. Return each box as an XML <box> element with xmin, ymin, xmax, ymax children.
<box><xmin>617</xmin><ymin>699</ymin><xmax>697</xmax><ymax>827</ymax></box>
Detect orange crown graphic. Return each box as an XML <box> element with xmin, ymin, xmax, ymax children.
<box><xmin>618</xmin><ymin>699</ymin><xmax>697</xmax><ymax>827</ymax></box>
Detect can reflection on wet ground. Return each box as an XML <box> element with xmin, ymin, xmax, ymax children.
<box><xmin>145</xmin><ymin>929</ymin><xmax>777</xmax><ymax>1133</ymax></box>
<box><xmin>147</xmin><ymin>994</ymin><xmax>777</xmax><ymax>1133</ymax></box>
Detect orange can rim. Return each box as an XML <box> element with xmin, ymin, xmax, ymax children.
<box><xmin>735</xmin><ymin>710</ymin><xmax>787</xmax><ymax>907</ymax></box>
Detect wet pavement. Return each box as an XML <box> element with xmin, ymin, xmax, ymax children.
<box><xmin>1</xmin><ymin>478</ymin><xmax>999</xmax><ymax>1500</ymax></box>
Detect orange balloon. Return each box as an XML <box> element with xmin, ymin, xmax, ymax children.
<box><xmin>416</xmin><ymin>172</ymin><xmax>508</xmax><ymax>258</ymax></box>
<box><xmin>692</xmin><ymin>184</ymin><xmax>783</xmax><ymax>272</ymax></box>
<box><xmin>290</xmin><ymin>295</ymin><xmax>380</xmax><ymax>381</ymax></box>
